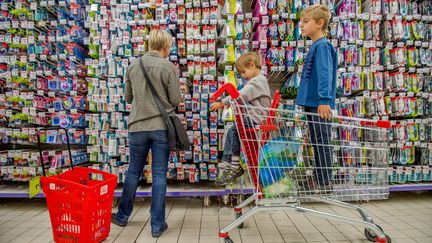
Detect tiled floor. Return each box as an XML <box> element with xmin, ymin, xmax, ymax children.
<box><xmin>0</xmin><ymin>191</ymin><xmax>431</xmax><ymax>243</ymax></box>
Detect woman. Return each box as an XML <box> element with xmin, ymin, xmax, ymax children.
<box><xmin>112</xmin><ymin>29</ymin><xmax>181</xmax><ymax>238</ymax></box>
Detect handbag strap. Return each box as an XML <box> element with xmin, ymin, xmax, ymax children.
<box><xmin>139</xmin><ymin>57</ymin><xmax>169</xmax><ymax>122</ymax></box>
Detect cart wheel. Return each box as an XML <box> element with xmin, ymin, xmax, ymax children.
<box><xmin>224</xmin><ymin>237</ymin><xmax>234</xmax><ymax>243</ymax></box>
<box><xmin>364</xmin><ymin>225</ymin><xmax>386</xmax><ymax>242</ymax></box>
<box><xmin>236</xmin><ymin>211</ymin><xmax>244</xmax><ymax>229</ymax></box>
<box><xmin>374</xmin><ymin>235</ymin><xmax>391</xmax><ymax>243</ymax></box>
<box><xmin>204</xmin><ymin>196</ymin><xmax>211</xmax><ymax>207</ymax></box>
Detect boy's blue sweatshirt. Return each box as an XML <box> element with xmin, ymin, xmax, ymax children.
<box><xmin>296</xmin><ymin>37</ymin><xmax>337</xmax><ymax>109</ymax></box>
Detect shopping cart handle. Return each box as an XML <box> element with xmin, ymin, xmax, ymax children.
<box><xmin>377</xmin><ymin>120</ymin><xmax>391</xmax><ymax>128</ymax></box>
<box><xmin>259</xmin><ymin>124</ymin><xmax>278</xmax><ymax>131</ymax></box>
<box><xmin>210</xmin><ymin>83</ymin><xmax>240</xmax><ymax>102</ymax></box>
<box><xmin>360</xmin><ymin>120</ymin><xmax>391</xmax><ymax>129</ymax></box>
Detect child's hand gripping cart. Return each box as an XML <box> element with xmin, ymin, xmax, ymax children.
<box><xmin>211</xmin><ymin>83</ymin><xmax>392</xmax><ymax>243</ymax></box>
<box><xmin>37</xmin><ymin>127</ymin><xmax>117</xmax><ymax>243</ymax></box>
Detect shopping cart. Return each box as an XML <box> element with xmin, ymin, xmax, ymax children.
<box><xmin>211</xmin><ymin>83</ymin><xmax>392</xmax><ymax>243</ymax></box>
<box><xmin>37</xmin><ymin>127</ymin><xmax>118</xmax><ymax>243</ymax></box>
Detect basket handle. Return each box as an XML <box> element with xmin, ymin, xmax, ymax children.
<box><xmin>209</xmin><ymin>83</ymin><xmax>240</xmax><ymax>103</ymax></box>
<box><xmin>41</xmin><ymin>167</ymin><xmax>117</xmax><ymax>189</ymax></box>
<box><xmin>37</xmin><ymin>127</ymin><xmax>73</xmax><ymax>177</ymax></box>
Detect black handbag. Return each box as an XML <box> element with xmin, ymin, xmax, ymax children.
<box><xmin>139</xmin><ymin>57</ymin><xmax>191</xmax><ymax>150</ymax></box>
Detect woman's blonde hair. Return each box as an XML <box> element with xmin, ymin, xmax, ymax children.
<box><xmin>300</xmin><ymin>4</ymin><xmax>331</xmax><ymax>32</ymax></box>
<box><xmin>148</xmin><ymin>29</ymin><xmax>173</xmax><ymax>51</ymax></box>
<box><xmin>235</xmin><ymin>52</ymin><xmax>262</xmax><ymax>72</ymax></box>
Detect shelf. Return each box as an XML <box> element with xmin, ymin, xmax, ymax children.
<box><xmin>0</xmin><ymin>182</ymin><xmax>228</xmax><ymax>198</ymax></box>
<box><xmin>389</xmin><ymin>183</ymin><xmax>432</xmax><ymax>192</ymax></box>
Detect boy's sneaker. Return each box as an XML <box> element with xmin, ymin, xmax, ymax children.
<box><xmin>215</xmin><ymin>167</ymin><xmax>244</xmax><ymax>185</ymax></box>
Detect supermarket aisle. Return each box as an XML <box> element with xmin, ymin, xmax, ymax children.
<box><xmin>0</xmin><ymin>191</ymin><xmax>431</xmax><ymax>243</ymax></box>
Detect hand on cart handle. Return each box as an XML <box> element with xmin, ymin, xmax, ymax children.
<box><xmin>210</xmin><ymin>101</ymin><xmax>225</xmax><ymax>111</ymax></box>
<box><xmin>210</xmin><ymin>83</ymin><xmax>240</xmax><ymax>103</ymax></box>
<box><xmin>318</xmin><ymin>105</ymin><xmax>332</xmax><ymax>120</ymax></box>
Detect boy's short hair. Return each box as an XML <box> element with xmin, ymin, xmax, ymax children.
<box><xmin>300</xmin><ymin>5</ymin><xmax>331</xmax><ymax>32</ymax></box>
<box><xmin>148</xmin><ymin>29</ymin><xmax>173</xmax><ymax>51</ymax></box>
<box><xmin>235</xmin><ymin>52</ymin><xmax>262</xmax><ymax>72</ymax></box>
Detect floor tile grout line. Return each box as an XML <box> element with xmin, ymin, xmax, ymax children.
<box><xmin>285</xmin><ymin>207</ymin><xmax>315</xmax><ymax>242</ymax></box>
<box><xmin>325</xmin><ymin>202</ymin><xmax>372</xmax><ymax>236</ymax></box>
<box><xmin>251</xmin><ymin>209</ymin><xmax>268</xmax><ymax>243</ymax></box>
<box><xmin>305</xmin><ymin>204</ymin><xmax>347</xmax><ymax>242</ymax></box>
<box><xmin>165</xmin><ymin>198</ymin><xmax>188</xmax><ymax>243</ymax></box>
<box><xmin>154</xmin><ymin>197</ymin><xmax>172</xmax><ymax>243</ymax></box>
<box><xmin>296</xmin><ymin>204</ymin><xmax>331</xmax><ymax>242</ymax></box>
<box><xmin>134</xmin><ymin>198</ymin><xmax>153</xmax><ymax>243</ymax></box>
<box><xmin>192</xmin><ymin>198</ymin><xmax>203</xmax><ymax>243</ymax></box>
<box><xmin>113</xmin><ymin>198</ymin><xmax>147</xmax><ymax>243</ymax></box>
<box><xmin>268</xmin><ymin>210</ymin><xmax>289</xmax><ymax>242</ymax></box>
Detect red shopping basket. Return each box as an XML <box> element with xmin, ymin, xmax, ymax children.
<box><xmin>41</xmin><ymin>167</ymin><xmax>117</xmax><ymax>243</ymax></box>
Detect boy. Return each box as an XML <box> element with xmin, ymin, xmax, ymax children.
<box><xmin>211</xmin><ymin>52</ymin><xmax>271</xmax><ymax>185</ymax></box>
<box><xmin>295</xmin><ymin>5</ymin><xmax>337</xmax><ymax>191</ymax></box>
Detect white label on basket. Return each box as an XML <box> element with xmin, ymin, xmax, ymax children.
<box><xmin>100</xmin><ymin>185</ymin><xmax>108</xmax><ymax>195</ymax></box>
<box><xmin>50</xmin><ymin>183</ymin><xmax>56</xmax><ymax>190</ymax></box>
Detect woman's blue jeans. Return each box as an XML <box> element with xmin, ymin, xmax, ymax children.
<box><xmin>114</xmin><ymin>130</ymin><xmax>170</xmax><ymax>234</ymax></box>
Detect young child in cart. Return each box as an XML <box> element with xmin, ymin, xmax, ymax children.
<box><xmin>211</xmin><ymin>52</ymin><xmax>272</xmax><ymax>185</ymax></box>
<box><xmin>295</xmin><ymin>5</ymin><xmax>337</xmax><ymax>192</ymax></box>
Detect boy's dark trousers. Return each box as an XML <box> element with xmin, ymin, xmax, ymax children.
<box><xmin>304</xmin><ymin>107</ymin><xmax>333</xmax><ymax>186</ymax></box>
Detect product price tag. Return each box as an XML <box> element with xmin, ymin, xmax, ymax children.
<box><xmin>29</xmin><ymin>176</ymin><xmax>41</xmax><ymax>199</ymax></box>
<box><xmin>262</xmin><ymin>16</ymin><xmax>269</xmax><ymax>25</ymax></box>
<box><xmin>12</xmin><ymin>21</ymin><xmax>19</xmax><ymax>29</ymax></box>
<box><xmin>30</xmin><ymin>2</ymin><xmax>37</xmax><ymax>10</ymax></box>
<box><xmin>13</xmin><ymin>36</ymin><xmax>20</xmax><ymax>44</ymax></box>
<box><xmin>340</xmin><ymin>41</ymin><xmax>347</xmax><ymax>48</ymax></box>
<box><xmin>21</xmin><ymin>71</ymin><xmax>28</xmax><ymax>78</ymax></box>
<box><xmin>297</xmin><ymin>40</ymin><xmax>304</xmax><ymax>47</ymax></box>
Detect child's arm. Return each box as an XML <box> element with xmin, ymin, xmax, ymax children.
<box><xmin>220</xmin><ymin>79</ymin><xmax>264</xmax><ymax>105</ymax></box>
<box><xmin>314</xmin><ymin>45</ymin><xmax>335</xmax><ymax>119</ymax></box>
<box><xmin>210</xmin><ymin>101</ymin><xmax>225</xmax><ymax>111</ymax></box>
